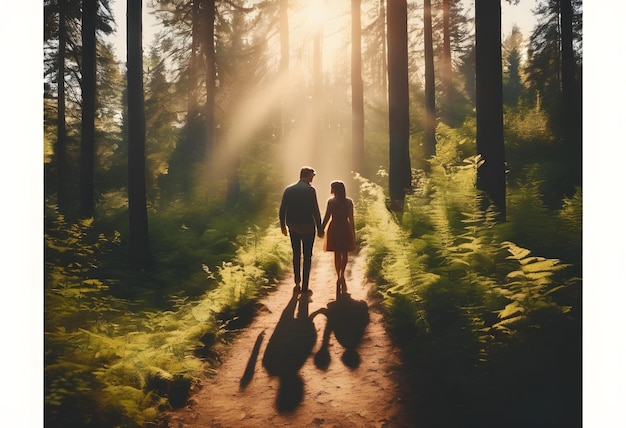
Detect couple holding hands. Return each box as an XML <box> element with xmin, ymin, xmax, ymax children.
<box><xmin>279</xmin><ymin>166</ymin><xmax>356</xmax><ymax>298</ymax></box>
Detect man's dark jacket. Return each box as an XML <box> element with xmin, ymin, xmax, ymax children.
<box><xmin>279</xmin><ymin>179</ymin><xmax>322</xmax><ymax>235</ymax></box>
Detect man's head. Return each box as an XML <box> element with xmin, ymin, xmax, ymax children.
<box><xmin>300</xmin><ymin>166</ymin><xmax>316</xmax><ymax>182</ymax></box>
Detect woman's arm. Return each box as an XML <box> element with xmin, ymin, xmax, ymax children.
<box><xmin>348</xmin><ymin>199</ymin><xmax>356</xmax><ymax>238</ymax></box>
<box><xmin>321</xmin><ymin>198</ymin><xmax>332</xmax><ymax>231</ymax></box>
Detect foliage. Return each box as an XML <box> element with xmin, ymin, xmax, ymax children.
<box><xmin>355</xmin><ymin>174</ymin><xmax>416</xmax><ymax>298</ymax></box>
<box><xmin>44</xmin><ymin>207</ymin><xmax>291</xmax><ymax>428</ymax></box>
<box><xmin>524</xmin><ymin>0</ymin><xmax>582</xmax><ymax>136</ymax></box>
<box><xmin>358</xmin><ymin>142</ymin><xmax>581</xmax><ymax>426</ymax></box>
<box><xmin>42</xmin><ymin>0</ymin><xmax>583</xmax><ymax>425</ymax></box>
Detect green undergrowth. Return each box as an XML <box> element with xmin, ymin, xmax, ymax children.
<box><xmin>44</xmin><ymin>209</ymin><xmax>291</xmax><ymax>428</ymax></box>
<box><xmin>357</xmin><ymin>144</ymin><xmax>582</xmax><ymax>427</ymax></box>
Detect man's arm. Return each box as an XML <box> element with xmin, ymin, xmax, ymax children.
<box><xmin>279</xmin><ymin>189</ymin><xmax>289</xmax><ymax>235</ymax></box>
<box><xmin>311</xmin><ymin>188</ymin><xmax>323</xmax><ymax>235</ymax></box>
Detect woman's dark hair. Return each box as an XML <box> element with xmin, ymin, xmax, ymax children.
<box><xmin>330</xmin><ymin>180</ymin><xmax>346</xmax><ymax>199</ymax></box>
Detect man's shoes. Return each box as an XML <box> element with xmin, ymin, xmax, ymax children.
<box><xmin>293</xmin><ymin>284</ymin><xmax>301</xmax><ymax>293</ymax></box>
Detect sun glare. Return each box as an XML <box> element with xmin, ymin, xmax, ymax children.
<box><xmin>291</xmin><ymin>1</ymin><xmax>351</xmax><ymax>73</ymax></box>
<box><xmin>303</xmin><ymin>1</ymin><xmax>327</xmax><ymax>31</ymax></box>
<box><xmin>204</xmin><ymin>1</ymin><xmax>356</xmax><ymax>189</ymax></box>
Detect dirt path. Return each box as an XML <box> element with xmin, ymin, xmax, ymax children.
<box><xmin>163</xmin><ymin>240</ymin><xmax>418</xmax><ymax>427</ymax></box>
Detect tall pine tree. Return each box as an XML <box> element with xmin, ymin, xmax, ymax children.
<box><xmin>475</xmin><ymin>0</ymin><xmax>505</xmax><ymax>221</ymax></box>
<box><xmin>387</xmin><ymin>0</ymin><xmax>411</xmax><ymax>208</ymax></box>
<box><xmin>127</xmin><ymin>0</ymin><xmax>152</xmax><ymax>268</ymax></box>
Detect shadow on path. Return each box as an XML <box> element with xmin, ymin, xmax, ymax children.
<box><xmin>312</xmin><ymin>284</ymin><xmax>370</xmax><ymax>370</ymax></box>
<box><xmin>260</xmin><ymin>287</ymin><xmax>319</xmax><ymax>412</ymax></box>
<box><xmin>163</xmin><ymin>247</ymin><xmax>420</xmax><ymax>427</ymax></box>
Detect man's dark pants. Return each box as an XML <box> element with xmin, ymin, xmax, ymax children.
<box><xmin>289</xmin><ymin>231</ymin><xmax>315</xmax><ymax>291</ymax></box>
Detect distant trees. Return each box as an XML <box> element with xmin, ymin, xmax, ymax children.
<box><xmin>144</xmin><ymin>48</ymin><xmax>178</xmax><ymax>199</ymax></box>
<box><xmin>363</xmin><ymin>0</ymin><xmax>388</xmax><ymax>103</ymax></box>
<box><xmin>44</xmin><ymin>0</ymin><xmax>114</xmax><ymax>215</ymax></box>
<box><xmin>439</xmin><ymin>0</ymin><xmax>453</xmax><ymax>120</ymax></box>
<box><xmin>312</xmin><ymin>6</ymin><xmax>323</xmax><ymax>162</ymax></box>
<box><xmin>156</xmin><ymin>0</ymin><xmax>217</xmax><ymax>196</ymax></box>
<box><xmin>502</xmin><ymin>25</ymin><xmax>524</xmax><ymax>106</ymax></box>
<box><xmin>433</xmin><ymin>0</ymin><xmax>473</xmax><ymax>126</ymax></box>
<box><xmin>525</xmin><ymin>0</ymin><xmax>582</xmax><ymax>191</ymax></box>
<box><xmin>42</xmin><ymin>0</ymin><xmax>581</xmax><ymax>225</ymax></box>
<box><xmin>352</xmin><ymin>0</ymin><xmax>365</xmax><ymax>173</ymax></box>
<box><xmin>279</xmin><ymin>0</ymin><xmax>289</xmax><ymax>141</ymax></box>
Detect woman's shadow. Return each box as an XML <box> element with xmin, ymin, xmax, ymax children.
<box><xmin>260</xmin><ymin>287</ymin><xmax>320</xmax><ymax>412</ymax></box>
<box><xmin>312</xmin><ymin>285</ymin><xmax>370</xmax><ymax>370</ymax></box>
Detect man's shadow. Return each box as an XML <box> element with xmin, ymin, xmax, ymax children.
<box><xmin>261</xmin><ymin>287</ymin><xmax>320</xmax><ymax>412</ymax></box>
<box><xmin>312</xmin><ymin>285</ymin><xmax>370</xmax><ymax>370</ymax></box>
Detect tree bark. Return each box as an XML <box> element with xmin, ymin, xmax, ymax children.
<box><xmin>441</xmin><ymin>0</ymin><xmax>453</xmax><ymax>121</ymax></box>
<box><xmin>57</xmin><ymin>0</ymin><xmax>68</xmax><ymax>213</ymax></box>
<box><xmin>559</xmin><ymin>0</ymin><xmax>581</xmax><ymax>187</ymax></box>
<box><xmin>423</xmin><ymin>0</ymin><xmax>437</xmax><ymax>160</ymax></box>
<box><xmin>475</xmin><ymin>0</ymin><xmax>506</xmax><ymax>221</ymax></box>
<box><xmin>378</xmin><ymin>0</ymin><xmax>387</xmax><ymax>102</ymax></box>
<box><xmin>79</xmin><ymin>0</ymin><xmax>97</xmax><ymax>217</ymax></box>
<box><xmin>279</xmin><ymin>0</ymin><xmax>289</xmax><ymax>141</ymax></box>
<box><xmin>188</xmin><ymin>0</ymin><xmax>201</xmax><ymax>132</ymax></box>
<box><xmin>351</xmin><ymin>0</ymin><xmax>365</xmax><ymax>173</ymax></box>
<box><xmin>127</xmin><ymin>0</ymin><xmax>152</xmax><ymax>269</ymax></box>
<box><xmin>203</xmin><ymin>0</ymin><xmax>216</xmax><ymax>161</ymax></box>
<box><xmin>386</xmin><ymin>0</ymin><xmax>411</xmax><ymax>208</ymax></box>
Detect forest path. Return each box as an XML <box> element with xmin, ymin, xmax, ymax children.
<box><xmin>163</xmin><ymin>239</ymin><xmax>418</xmax><ymax>427</ymax></box>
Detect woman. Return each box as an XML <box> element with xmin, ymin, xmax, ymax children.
<box><xmin>321</xmin><ymin>180</ymin><xmax>356</xmax><ymax>294</ymax></box>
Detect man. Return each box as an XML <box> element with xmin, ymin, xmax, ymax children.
<box><xmin>279</xmin><ymin>166</ymin><xmax>324</xmax><ymax>295</ymax></box>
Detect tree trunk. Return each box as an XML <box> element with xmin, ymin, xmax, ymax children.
<box><xmin>475</xmin><ymin>0</ymin><xmax>506</xmax><ymax>221</ymax></box>
<box><xmin>379</xmin><ymin>0</ymin><xmax>388</xmax><ymax>102</ymax></box>
<box><xmin>351</xmin><ymin>0</ymin><xmax>365</xmax><ymax>173</ymax></box>
<box><xmin>423</xmin><ymin>0</ymin><xmax>437</xmax><ymax>160</ymax></box>
<box><xmin>559</xmin><ymin>0</ymin><xmax>581</xmax><ymax>187</ymax></box>
<box><xmin>386</xmin><ymin>0</ymin><xmax>411</xmax><ymax>208</ymax></box>
<box><xmin>170</xmin><ymin>0</ymin><xmax>203</xmax><ymax>195</ymax></box>
<box><xmin>189</xmin><ymin>0</ymin><xmax>200</xmax><ymax>121</ymax></box>
<box><xmin>127</xmin><ymin>0</ymin><xmax>152</xmax><ymax>269</ymax></box>
<box><xmin>187</xmin><ymin>0</ymin><xmax>201</xmax><ymax>147</ymax></box>
<box><xmin>279</xmin><ymin>0</ymin><xmax>289</xmax><ymax>141</ymax></box>
<box><xmin>79</xmin><ymin>0</ymin><xmax>97</xmax><ymax>217</ymax></box>
<box><xmin>441</xmin><ymin>0</ymin><xmax>453</xmax><ymax>122</ymax></box>
<box><xmin>312</xmin><ymin>23</ymin><xmax>323</xmax><ymax>166</ymax></box>
<box><xmin>57</xmin><ymin>0</ymin><xmax>68</xmax><ymax>213</ymax></box>
<box><xmin>203</xmin><ymin>0</ymin><xmax>216</xmax><ymax>161</ymax></box>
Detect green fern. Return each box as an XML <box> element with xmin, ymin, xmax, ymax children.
<box><xmin>493</xmin><ymin>241</ymin><xmax>573</xmax><ymax>332</ymax></box>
